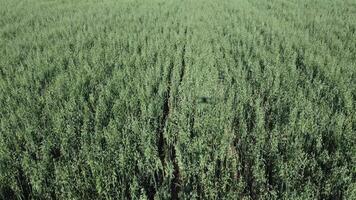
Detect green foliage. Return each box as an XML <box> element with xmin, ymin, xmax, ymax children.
<box><xmin>0</xmin><ymin>0</ymin><xmax>355</xmax><ymax>199</ymax></box>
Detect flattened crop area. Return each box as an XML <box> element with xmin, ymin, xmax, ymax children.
<box><xmin>0</xmin><ymin>0</ymin><xmax>355</xmax><ymax>199</ymax></box>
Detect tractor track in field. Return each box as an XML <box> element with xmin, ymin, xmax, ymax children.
<box><xmin>170</xmin><ymin>25</ymin><xmax>188</xmax><ymax>200</ymax></box>
<box><xmin>178</xmin><ymin>26</ymin><xmax>188</xmax><ymax>83</ymax></box>
<box><xmin>152</xmin><ymin>60</ymin><xmax>174</xmax><ymax>200</ymax></box>
<box><xmin>17</xmin><ymin>167</ymin><xmax>32</xmax><ymax>200</ymax></box>
<box><xmin>154</xmin><ymin>25</ymin><xmax>188</xmax><ymax>200</ymax></box>
<box><xmin>157</xmin><ymin>60</ymin><xmax>173</xmax><ymax>168</ymax></box>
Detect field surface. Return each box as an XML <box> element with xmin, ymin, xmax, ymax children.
<box><xmin>0</xmin><ymin>0</ymin><xmax>355</xmax><ymax>199</ymax></box>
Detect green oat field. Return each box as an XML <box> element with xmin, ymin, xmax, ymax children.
<box><xmin>0</xmin><ymin>0</ymin><xmax>355</xmax><ymax>199</ymax></box>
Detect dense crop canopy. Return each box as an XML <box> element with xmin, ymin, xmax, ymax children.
<box><xmin>0</xmin><ymin>0</ymin><xmax>355</xmax><ymax>199</ymax></box>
